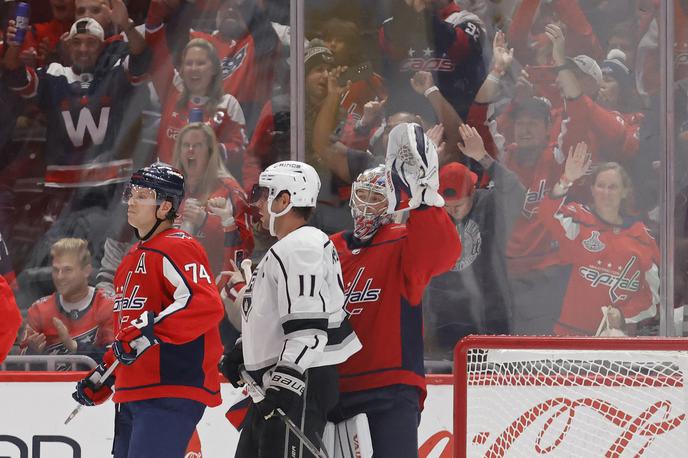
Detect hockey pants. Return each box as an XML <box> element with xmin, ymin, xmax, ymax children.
<box><xmin>235</xmin><ymin>365</ymin><xmax>339</xmax><ymax>458</ymax></box>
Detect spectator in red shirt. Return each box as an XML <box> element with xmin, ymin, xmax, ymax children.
<box><xmin>21</xmin><ymin>0</ymin><xmax>75</xmax><ymax>67</ymax></box>
<box><xmin>550</xmin><ymin>24</ymin><xmax>643</xmax><ymax>172</ymax></box>
<box><xmin>148</xmin><ymin>37</ymin><xmax>258</xmax><ymax>190</ymax></box>
<box><xmin>538</xmin><ymin>145</ymin><xmax>659</xmax><ymax>336</ymax></box>
<box><xmin>320</xmin><ymin>17</ymin><xmax>387</xmax><ymax>121</ymax></box>
<box><xmin>146</xmin><ymin>0</ymin><xmax>282</xmax><ymax>130</ymax></box>
<box><xmin>171</xmin><ymin>122</ymin><xmax>254</xmax><ymax>277</ymax></box>
<box><xmin>23</xmin><ymin>238</ymin><xmax>114</xmax><ymax>367</ymax></box>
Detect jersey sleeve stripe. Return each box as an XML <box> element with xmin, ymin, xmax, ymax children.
<box><xmin>155</xmin><ymin>255</ymin><xmax>193</xmax><ymax>322</ymax></box>
<box><xmin>294</xmin><ymin>345</ymin><xmax>309</xmax><ymax>365</ymax></box>
<box><xmin>282</xmin><ymin>318</ymin><xmax>329</xmax><ymax>336</ymax></box>
<box><xmin>269</xmin><ymin>248</ymin><xmax>292</xmax><ymax>312</ymax></box>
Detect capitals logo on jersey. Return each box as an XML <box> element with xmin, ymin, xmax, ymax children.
<box><xmin>400</xmin><ymin>49</ymin><xmax>455</xmax><ymax>73</ymax></box>
<box><xmin>113</xmin><ymin>270</ymin><xmax>148</xmax><ymax>313</ymax></box>
<box><xmin>61</xmin><ymin>104</ymin><xmax>111</xmax><ymax>148</ymax></box>
<box><xmin>579</xmin><ymin>256</ymin><xmax>641</xmax><ymax>304</ymax></box>
<box><xmin>522</xmin><ymin>179</ymin><xmax>548</xmax><ymax>219</ymax></box>
<box><xmin>344</xmin><ymin>267</ymin><xmax>382</xmax><ymax>316</ymax></box>
<box><xmin>46</xmin><ymin>327</ymin><xmax>100</xmax><ymax>370</ymax></box>
<box><xmin>221</xmin><ymin>45</ymin><xmax>248</xmax><ymax>80</ymax></box>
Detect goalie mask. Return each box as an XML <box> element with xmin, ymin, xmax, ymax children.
<box><xmin>350</xmin><ymin>165</ymin><xmax>393</xmax><ymax>241</ymax></box>
<box><xmin>251</xmin><ymin>161</ymin><xmax>321</xmax><ymax>236</ymax></box>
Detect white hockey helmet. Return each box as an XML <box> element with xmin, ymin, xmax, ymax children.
<box><xmin>252</xmin><ymin>161</ymin><xmax>321</xmax><ymax>236</ymax></box>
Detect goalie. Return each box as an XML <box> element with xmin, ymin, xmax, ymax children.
<box><xmin>328</xmin><ymin>123</ymin><xmax>461</xmax><ymax>457</ymax></box>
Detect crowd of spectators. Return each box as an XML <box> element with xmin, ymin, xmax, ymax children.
<box><xmin>1</xmin><ymin>0</ymin><xmax>687</xmax><ymax>370</ymax></box>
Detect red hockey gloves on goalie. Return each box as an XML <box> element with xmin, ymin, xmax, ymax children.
<box><xmin>112</xmin><ymin>311</ymin><xmax>159</xmax><ymax>365</ymax></box>
<box><xmin>72</xmin><ymin>350</ymin><xmax>116</xmax><ymax>406</ymax></box>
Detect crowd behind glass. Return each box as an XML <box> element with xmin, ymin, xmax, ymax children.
<box><xmin>1</xmin><ymin>0</ymin><xmax>687</xmax><ymax>372</ymax></box>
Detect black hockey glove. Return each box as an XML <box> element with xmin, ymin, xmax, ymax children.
<box><xmin>219</xmin><ymin>341</ymin><xmax>244</xmax><ymax>388</ymax></box>
<box><xmin>256</xmin><ymin>366</ymin><xmax>305</xmax><ymax>419</ymax></box>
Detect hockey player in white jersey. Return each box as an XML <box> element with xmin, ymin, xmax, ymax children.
<box><xmin>221</xmin><ymin>160</ymin><xmax>361</xmax><ymax>457</ymax></box>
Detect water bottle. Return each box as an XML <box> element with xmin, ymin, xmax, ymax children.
<box><xmin>13</xmin><ymin>2</ymin><xmax>31</xmax><ymax>45</ymax></box>
<box><xmin>188</xmin><ymin>108</ymin><xmax>204</xmax><ymax>123</ymax></box>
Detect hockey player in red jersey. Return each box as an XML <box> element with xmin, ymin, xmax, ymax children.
<box><xmin>23</xmin><ymin>238</ymin><xmax>114</xmax><ymax>366</ymax></box>
<box><xmin>72</xmin><ymin>162</ymin><xmax>225</xmax><ymax>458</ymax></box>
<box><xmin>0</xmin><ymin>275</ymin><xmax>21</xmax><ymax>364</ymax></box>
<box><xmin>539</xmin><ymin>143</ymin><xmax>659</xmax><ymax>336</ymax></box>
<box><xmin>328</xmin><ymin>123</ymin><xmax>461</xmax><ymax>457</ymax></box>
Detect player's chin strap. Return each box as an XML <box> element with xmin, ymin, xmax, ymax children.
<box><xmin>135</xmin><ymin>210</ymin><xmax>165</xmax><ymax>241</ymax></box>
<box><xmin>266</xmin><ymin>197</ymin><xmax>293</xmax><ymax>237</ymax></box>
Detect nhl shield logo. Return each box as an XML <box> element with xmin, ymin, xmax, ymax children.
<box><xmin>582</xmin><ymin>231</ymin><xmax>606</xmax><ymax>252</ymax></box>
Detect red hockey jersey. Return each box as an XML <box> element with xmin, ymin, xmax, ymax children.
<box><xmin>0</xmin><ymin>276</ymin><xmax>21</xmax><ymax>363</ymax></box>
<box><xmin>27</xmin><ymin>289</ymin><xmax>115</xmax><ymax>357</ymax></box>
<box><xmin>331</xmin><ymin>207</ymin><xmax>461</xmax><ymax>404</ymax></box>
<box><xmin>111</xmin><ymin>228</ymin><xmax>224</xmax><ymax>406</ymax></box>
<box><xmin>538</xmin><ymin>196</ymin><xmax>660</xmax><ymax>335</ymax></box>
<box><xmin>503</xmin><ymin>143</ymin><xmax>565</xmax><ymax>273</ymax></box>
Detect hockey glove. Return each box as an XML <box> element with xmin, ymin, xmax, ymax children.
<box><xmin>385</xmin><ymin>122</ymin><xmax>444</xmax><ymax>212</ymax></box>
<box><xmin>72</xmin><ymin>350</ymin><xmax>116</xmax><ymax>406</ymax></box>
<box><xmin>219</xmin><ymin>340</ymin><xmax>244</xmax><ymax>388</ymax></box>
<box><xmin>112</xmin><ymin>311</ymin><xmax>159</xmax><ymax>365</ymax></box>
<box><xmin>256</xmin><ymin>366</ymin><xmax>305</xmax><ymax>419</ymax></box>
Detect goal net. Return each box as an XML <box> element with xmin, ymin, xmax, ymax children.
<box><xmin>453</xmin><ymin>336</ymin><xmax>688</xmax><ymax>458</ymax></box>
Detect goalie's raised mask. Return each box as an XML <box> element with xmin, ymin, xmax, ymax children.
<box><xmin>350</xmin><ymin>165</ymin><xmax>393</xmax><ymax>241</ymax></box>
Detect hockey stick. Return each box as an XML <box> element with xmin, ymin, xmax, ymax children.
<box><xmin>64</xmin><ymin>359</ymin><xmax>120</xmax><ymax>424</ymax></box>
<box><xmin>240</xmin><ymin>369</ymin><xmax>329</xmax><ymax>458</ymax></box>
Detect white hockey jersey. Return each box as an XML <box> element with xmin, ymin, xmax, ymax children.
<box><xmin>241</xmin><ymin>226</ymin><xmax>361</xmax><ymax>377</ymax></box>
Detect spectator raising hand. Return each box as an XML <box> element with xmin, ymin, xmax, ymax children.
<box><xmin>545</xmin><ymin>23</ymin><xmax>567</xmax><ymax>67</ymax></box>
<box><xmin>562</xmin><ymin>142</ymin><xmax>592</xmax><ymax>185</ymax></box>
<box><xmin>491</xmin><ymin>30</ymin><xmax>514</xmax><ymax>77</ymax></box>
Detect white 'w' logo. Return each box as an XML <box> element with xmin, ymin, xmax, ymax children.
<box><xmin>61</xmin><ymin>107</ymin><xmax>111</xmax><ymax>147</ymax></box>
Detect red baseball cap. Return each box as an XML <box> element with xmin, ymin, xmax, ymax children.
<box><xmin>439</xmin><ymin>162</ymin><xmax>478</xmax><ymax>201</ymax></box>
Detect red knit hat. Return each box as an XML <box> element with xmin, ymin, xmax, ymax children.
<box><xmin>439</xmin><ymin>162</ymin><xmax>478</xmax><ymax>201</ymax></box>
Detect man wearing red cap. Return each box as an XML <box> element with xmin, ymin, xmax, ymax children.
<box><xmin>424</xmin><ymin>124</ymin><xmax>525</xmax><ymax>360</ymax></box>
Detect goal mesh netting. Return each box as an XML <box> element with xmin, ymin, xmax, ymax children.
<box><xmin>453</xmin><ymin>336</ymin><xmax>688</xmax><ymax>458</ymax></box>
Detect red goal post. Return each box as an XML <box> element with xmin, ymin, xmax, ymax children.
<box><xmin>453</xmin><ymin>335</ymin><xmax>688</xmax><ymax>458</ymax></box>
